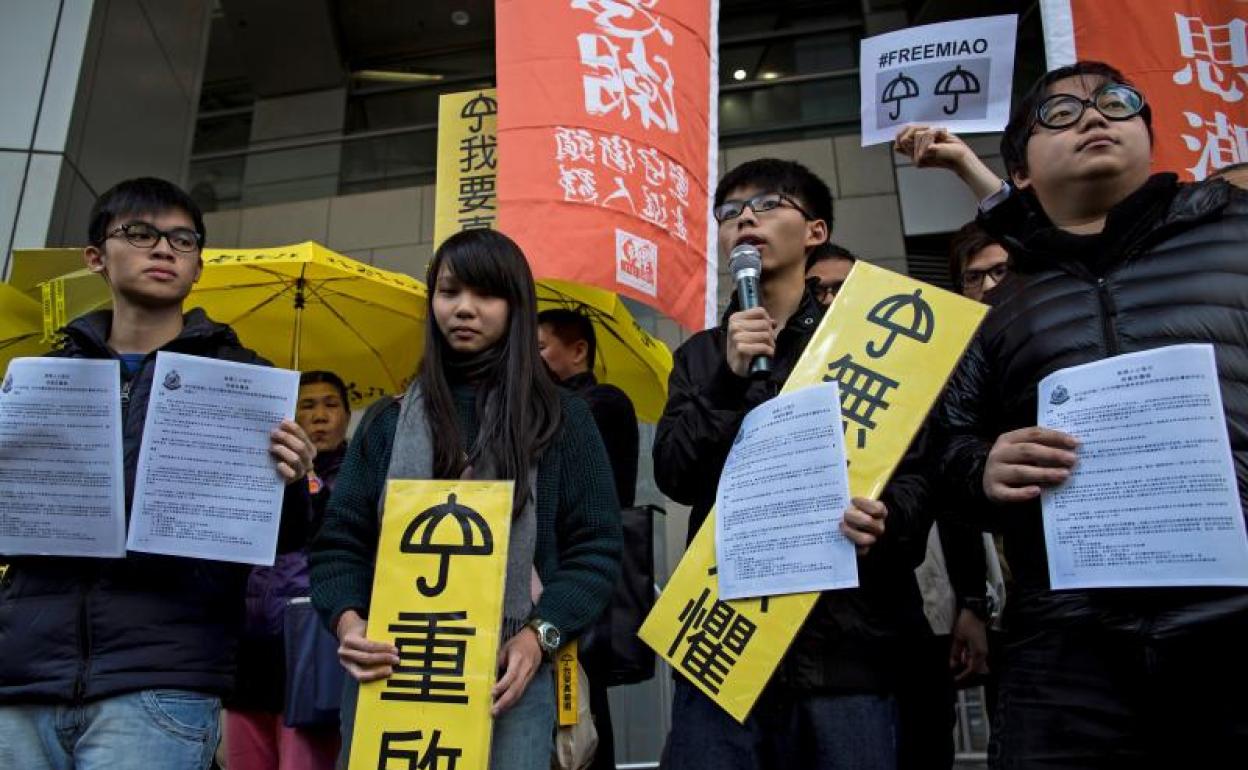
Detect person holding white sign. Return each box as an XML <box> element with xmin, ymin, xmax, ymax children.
<box><xmin>927</xmin><ymin>61</ymin><xmax>1248</xmax><ymax>767</ymax></box>
<box><xmin>0</xmin><ymin>178</ymin><xmax>316</xmax><ymax>770</ymax></box>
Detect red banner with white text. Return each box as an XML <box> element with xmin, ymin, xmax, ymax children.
<box><xmin>1042</xmin><ymin>0</ymin><xmax>1248</xmax><ymax>180</ymax></box>
<box><xmin>496</xmin><ymin>0</ymin><xmax>719</xmax><ymax>330</ymax></box>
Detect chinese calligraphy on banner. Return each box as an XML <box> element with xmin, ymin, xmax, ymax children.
<box><xmin>1041</xmin><ymin>0</ymin><xmax>1248</xmax><ymax>180</ymax></box>
<box><xmin>496</xmin><ymin>0</ymin><xmax>719</xmax><ymax>331</ymax></box>
<box><xmin>638</xmin><ymin>263</ymin><xmax>987</xmax><ymax>721</ymax></box>
<box><xmin>435</xmin><ymin>90</ymin><xmax>500</xmax><ymax>247</ymax></box>
<box><xmin>349</xmin><ymin>481</ymin><xmax>514</xmax><ymax>770</ymax></box>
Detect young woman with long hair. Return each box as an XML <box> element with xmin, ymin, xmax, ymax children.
<box><xmin>309</xmin><ymin>229</ymin><xmax>622</xmax><ymax>769</ymax></box>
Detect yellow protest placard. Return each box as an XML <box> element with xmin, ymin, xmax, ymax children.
<box><xmin>350</xmin><ymin>480</ymin><xmax>514</xmax><ymax>770</ymax></box>
<box><xmin>434</xmin><ymin>89</ymin><xmax>498</xmax><ymax>249</ymax></box>
<box><xmin>638</xmin><ymin>262</ymin><xmax>988</xmax><ymax>722</ymax></box>
<box><xmin>555</xmin><ymin>641</ymin><xmax>579</xmax><ymax>727</ymax></box>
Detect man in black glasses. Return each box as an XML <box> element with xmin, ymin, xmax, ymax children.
<box><xmin>916</xmin><ymin>61</ymin><xmax>1248</xmax><ymax>767</ymax></box>
<box><xmin>804</xmin><ymin>241</ymin><xmax>858</xmax><ymax>307</ymax></box>
<box><xmin>948</xmin><ymin>222</ymin><xmax>1007</xmax><ymax>303</ymax></box>
<box><xmin>0</xmin><ymin>178</ymin><xmax>315</xmax><ymax>769</ymax></box>
<box><xmin>655</xmin><ymin>159</ymin><xmax>931</xmax><ymax>769</ymax></box>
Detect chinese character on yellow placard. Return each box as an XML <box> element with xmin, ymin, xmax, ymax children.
<box><xmin>639</xmin><ymin>262</ymin><xmax>987</xmax><ymax>722</ymax></box>
<box><xmin>435</xmin><ymin>90</ymin><xmax>499</xmax><ymax>248</ymax></box>
<box><xmin>349</xmin><ymin>480</ymin><xmax>513</xmax><ymax>770</ymax></box>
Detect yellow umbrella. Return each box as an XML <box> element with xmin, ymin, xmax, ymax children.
<box><xmin>0</xmin><ymin>282</ymin><xmax>52</xmax><ymax>372</ymax></box>
<box><xmin>536</xmin><ymin>279</ymin><xmax>672</xmax><ymax>423</ymax></box>
<box><xmin>32</xmin><ymin>243</ymin><xmax>426</xmax><ymax>408</ymax></box>
<box><xmin>8</xmin><ymin>248</ymin><xmax>84</xmax><ymax>296</ymax></box>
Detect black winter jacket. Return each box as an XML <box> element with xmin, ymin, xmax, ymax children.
<box><xmin>563</xmin><ymin>372</ymin><xmax>639</xmax><ymax>508</ymax></box>
<box><xmin>655</xmin><ymin>288</ymin><xmax>932</xmax><ymax>693</ymax></box>
<box><xmin>938</xmin><ymin>174</ymin><xmax>1248</xmax><ymax>636</ymax></box>
<box><xmin>0</xmin><ymin>309</ymin><xmax>308</xmax><ymax>703</ymax></box>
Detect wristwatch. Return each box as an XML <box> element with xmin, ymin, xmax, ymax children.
<box><xmin>957</xmin><ymin>596</ymin><xmax>991</xmax><ymax>622</ymax></box>
<box><xmin>527</xmin><ymin>619</ymin><xmax>562</xmax><ymax>655</ymax></box>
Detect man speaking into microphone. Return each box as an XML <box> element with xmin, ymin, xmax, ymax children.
<box><xmin>654</xmin><ymin>158</ymin><xmax>931</xmax><ymax>769</ymax></box>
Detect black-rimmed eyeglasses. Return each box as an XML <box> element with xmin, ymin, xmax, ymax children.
<box><xmin>103</xmin><ymin>222</ymin><xmax>203</xmax><ymax>253</ymax></box>
<box><xmin>1034</xmin><ymin>84</ymin><xmax>1146</xmax><ymax>130</ymax></box>
<box><xmin>961</xmin><ymin>262</ymin><xmax>1008</xmax><ymax>290</ymax></box>
<box><xmin>713</xmin><ymin>192</ymin><xmax>814</xmax><ymax>223</ymax></box>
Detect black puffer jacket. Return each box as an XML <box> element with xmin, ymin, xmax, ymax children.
<box><xmin>655</xmin><ymin>288</ymin><xmax>932</xmax><ymax>693</ymax></box>
<box><xmin>0</xmin><ymin>309</ymin><xmax>308</xmax><ymax>703</ymax></box>
<box><xmin>938</xmin><ymin>174</ymin><xmax>1248</xmax><ymax>636</ymax></box>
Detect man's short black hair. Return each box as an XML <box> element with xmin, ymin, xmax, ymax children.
<box><xmin>805</xmin><ymin>241</ymin><xmax>857</xmax><ymax>273</ymax></box>
<box><xmin>88</xmin><ymin>177</ymin><xmax>206</xmax><ymax>248</ymax></box>
<box><xmin>1001</xmin><ymin>60</ymin><xmax>1153</xmax><ymax>178</ymax></box>
<box><xmin>538</xmin><ymin>308</ymin><xmax>597</xmax><ymax>371</ymax></box>
<box><xmin>714</xmin><ymin>158</ymin><xmax>834</xmax><ymax>234</ymax></box>
<box><xmin>948</xmin><ymin>221</ymin><xmax>1001</xmax><ymax>285</ymax></box>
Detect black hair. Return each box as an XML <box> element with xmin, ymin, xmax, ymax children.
<box><xmin>714</xmin><ymin>158</ymin><xmax>834</xmax><ymax>235</ymax></box>
<box><xmin>805</xmin><ymin>241</ymin><xmax>857</xmax><ymax>273</ymax></box>
<box><xmin>1001</xmin><ymin>60</ymin><xmax>1154</xmax><ymax>178</ymax></box>
<box><xmin>947</xmin><ymin>221</ymin><xmax>1001</xmax><ymax>286</ymax></box>
<box><xmin>299</xmin><ymin>370</ymin><xmax>351</xmax><ymax>413</ymax></box>
<box><xmin>88</xmin><ymin>177</ymin><xmax>206</xmax><ymax>247</ymax></box>
<box><xmin>537</xmin><ymin>308</ymin><xmax>597</xmax><ymax>371</ymax></box>
<box><xmin>421</xmin><ymin>229</ymin><xmax>561</xmax><ymax>515</ymax></box>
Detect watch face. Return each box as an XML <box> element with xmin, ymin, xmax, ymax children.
<box><xmin>540</xmin><ymin>624</ymin><xmax>561</xmax><ymax>650</ymax></box>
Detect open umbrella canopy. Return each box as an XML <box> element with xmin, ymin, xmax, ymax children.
<box><xmin>536</xmin><ymin>279</ymin><xmax>672</xmax><ymax>423</ymax></box>
<box><xmin>0</xmin><ymin>282</ymin><xmax>51</xmax><ymax>373</ymax></box>
<box><xmin>27</xmin><ymin>243</ymin><xmax>426</xmax><ymax>408</ymax></box>
<box><xmin>12</xmin><ymin>247</ymin><xmax>672</xmax><ymax>418</ymax></box>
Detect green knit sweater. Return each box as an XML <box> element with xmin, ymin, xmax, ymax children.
<box><xmin>309</xmin><ymin>386</ymin><xmax>622</xmax><ymax>640</ymax></box>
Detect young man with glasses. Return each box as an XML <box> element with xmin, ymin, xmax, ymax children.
<box><xmin>655</xmin><ymin>159</ymin><xmax>932</xmax><ymax>769</ymax></box>
<box><xmin>948</xmin><ymin>222</ymin><xmax>1008</xmax><ymax>302</ymax></box>
<box><xmin>804</xmin><ymin>241</ymin><xmax>858</xmax><ymax>307</ymax></box>
<box><xmin>0</xmin><ymin>177</ymin><xmax>316</xmax><ymax>770</ymax></box>
<box><xmin>912</xmin><ymin>61</ymin><xmax>1248</xmax><ymax>766</ymax></box>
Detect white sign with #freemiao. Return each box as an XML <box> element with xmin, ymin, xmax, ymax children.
<box><xmin>859</xmin><ymin>14</ymin><xmax>1018</xmax><ymax>146</ymax></box>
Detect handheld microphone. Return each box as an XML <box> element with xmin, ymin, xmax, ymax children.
<box><xmin>728</xmin><ymin>244</ymin><xmax>771</xmax><ymax>378</ymax></box>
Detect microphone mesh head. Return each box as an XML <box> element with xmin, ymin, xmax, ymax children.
<box><xmin>728</xmin><ymin>244</ymin><xmax>762</xmax><ymax>277</ymax></box>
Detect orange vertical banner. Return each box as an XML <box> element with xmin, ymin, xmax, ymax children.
<box><xmin>496</xmin><ymin>0</ymin><xmax>719</xmax><ymax>331</ymax></box>
<box><xmin>1042</xmin><ymin>0</ymin><xmax>1248</xmax><ymax>180</ymax></box>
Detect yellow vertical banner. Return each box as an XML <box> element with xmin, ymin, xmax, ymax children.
<box><xmin>434</xmin><ymin>89</ymin><xmax>498</xmax><ymax>249</ymax></box>
<box><xmin>638</xmin><ymin>262</ymin><xmax>988</xmax><ymax>722</ymax></box>
<box><xmin>349</xmin><ymin>480</ymin><xmax>514</xmax><ymax>770</ymax></box>
<box><xmin>555</xmin><ymin>641</ymin><xmax>578</xmax><ymax>727</ymax></box>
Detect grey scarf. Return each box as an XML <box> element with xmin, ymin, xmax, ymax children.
<box><xmin>382</xmin><ymin>381</ymin><xmax>537</xmax><ymax>640</ymax></box>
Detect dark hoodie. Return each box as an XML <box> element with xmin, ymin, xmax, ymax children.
<box><xmin>0</xmin><ymin>308</ymin><xmax>308</xmax><ymax>703</ymax></box>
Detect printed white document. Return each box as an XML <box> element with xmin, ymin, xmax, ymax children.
<box><xmin>715</xmin><ymin>382</ymin><xmax>857</xmax><ymax>600</ymax></box>
<box><xmin>0</xmin><ymin>358</ymin><xmax>125</xmax><ymax>557</ymax></box>
<box><xmin>1038</xmin><ymin>344</ymin><xmax>1248</xmax><ymax>589</ymax></box>
<box><xmin>127</xmin><ymin>352</ymin><xmax>299</xmax><ymax>565</ymax></box>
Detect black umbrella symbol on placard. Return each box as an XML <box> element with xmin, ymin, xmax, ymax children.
<box><xmin>865</xmin><ymin>289</ymin><xmax>935</xmax><ymax>358</ymax></box>
<box><xmin>882</xmin><ymin>72</ymin><xmax>920</xmax><ymax>120</ymax></box>
<box><xmin>934</xmin><ymin>65</ymin><xmax>981</xmax><ymax>115</ymax></box>
<box><xmin>400</xmin><ymin>493</ymin><xmax>494</xmax><ymax>597</ymax></box>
